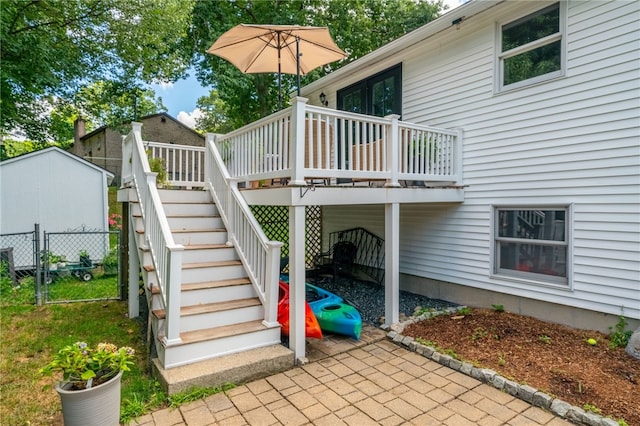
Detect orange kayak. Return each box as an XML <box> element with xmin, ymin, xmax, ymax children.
<box><xmin>278</xmin><ymin>280</ymin><xmax>323</xmax><ymax>339</ymax></box>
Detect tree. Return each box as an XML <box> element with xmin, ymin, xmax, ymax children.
<box><xmin>47</xmin><ymin>81</ymin><xmax>166</xmax><ymax>143</ymax></box>
<box><xmin>188</xmin><ymin>0</ymin><xmax>443</xmax><ymax>129</ymax></box>
<box><xmin>1</xmin><ymin>0</ymin><xmax>194</xmax><ymax>141</ymax></box>
<box><xmin>194</xmin><ymin>90</ymin><xmax>233</xmax><ymax>134</ymax></box>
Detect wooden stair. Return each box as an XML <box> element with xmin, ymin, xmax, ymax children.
<box><xmin>126</xmin><ymin>188</ymin><xmax>291</xmax><ymax>392</ymax></box>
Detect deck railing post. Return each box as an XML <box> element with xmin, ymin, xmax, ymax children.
<box><xmin>455</xmin><ymin>128</ymin><xmax>464</xmax><ymax>184</ymax></box>
<box><xmin>289</xmin><ymin>96</ymin><xmax>308</xmax><ymax>186</ymax></box>
<box><xmin>144</xmin><ymin>172</ymin><xmax>158</xmax><ymax>244</ymax></box>
<box><xmin>263</xmin><ymin>241</ymin><xmax>283</xmax><ymax>327</ymax></box>
<box><xmin>205</xmin><ymin>134</ymin><xmax>214</xmax><ymax>184</ymax></box>
<box><xmin>163</xmin><ymin>246</ymin><xmax>184</xmax><ymax>345</ymax></box>
<box><xmin>226</xmin><ymin>181</ymin><xmax>235</xmax><ymax>246</ymax></box>
<box><xmin>385</xmin><ymin>114</ymin><xmax>401</xmax><ymax>187</ymax></box>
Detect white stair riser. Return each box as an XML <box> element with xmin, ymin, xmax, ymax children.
<box><xmin>158</xmin><ymin>189</ymin><xmax>211</xmax><ymax>204</ymax></box>
<box><xmin>181</xmin><ymin>265</ymin><xmax>246</xmax><ymax>283</ymax></box>
<box><xmin>168</xmin><ymin>216</ymin><xmax>224</xmax><ymax>229</ymax></box>
<box><xmin>141</xmin><ymin>250</ymin><xmax>153</xmax><ymax>266</ymax></box>
<box><xmin>181</xmin><ymin>284</ymin><xmax>257</xmax><ymax>306</ymax></box>
<box><xmin>133</xmin><ymin>216</ymin><xmax>144</xmax><ymax>231</ymax></box>
<box><xmin>149</xmin><ymin>293</ymin><xmax>164</xmax><ymax>311</ymax></box>
<box><xmin>164</xmin><ymin>203</ymin><xmax>218</xmax><ymax>216</ymax></box>
<box><xmin>172</xmin><ymin>231</ymin><xmax>228</xmax><ymax>245</ymax></box>
<box><xmin>181</xmin><ymin>247</ymin><xmax>238</xmax><ymax>264</ymax></box>
<box><xmin>131</xmin><ymin>204</ymin><xmax>142</xmax><ymax>217</ymax></box>
<box><xmin>137</xmin><ymin>233</ymin><xmax>149</xmax><ymax>249</ymax></box>
<box><xmin>134</xmin><ymin>206</ymin><xmax>221</xmax><ymax>222</ymax></box>
<box><xmin>179</xmin><ymin>305</ymin><xmax>264</xmax><ymax>333</ymax></box>
<box><xmin>144</xmin><ymin>270</ymin><xmax>158</xmax><ymax>288</ymax></box>
<box><xmin>161</xmin><ymin>328</ymin><xmax>282</xmax><ymax>369</ymax></box>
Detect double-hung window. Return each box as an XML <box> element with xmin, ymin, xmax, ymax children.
<box><xmin>497</xmin><ymin>2</ymin><xmax>565</xmax><ymax>91</ymax></box>
<box><xmin>493</xmin><ymin>207</ymin><xmax>570</xmax><ymax>287</ymax></box>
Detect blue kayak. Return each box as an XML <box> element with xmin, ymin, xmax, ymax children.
<box><xmin>281</xmin><ymin>275</ymin><xmax>362</xmax><ymax>340</ymax></box>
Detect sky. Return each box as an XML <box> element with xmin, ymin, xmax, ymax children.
<box><xmin>152</xmin><ymin>0</ymin><xmax>466</xmax><ymax>129</ymax></box>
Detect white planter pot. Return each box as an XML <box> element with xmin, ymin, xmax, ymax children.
<box><xmin>56</xmin><ymin>370</ymin><xmax>122</xmax><ymax>426</ymax></box>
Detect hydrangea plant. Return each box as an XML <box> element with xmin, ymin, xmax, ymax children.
<box><xmin>39</xmin><ymin>341</ymin><xmax>135</xmax><ymax>390</ymax></box>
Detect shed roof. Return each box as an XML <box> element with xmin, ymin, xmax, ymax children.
<box><xmin>1</xmin><ymin>146</ymin><xmax>115</xmax><ymax>184</ymax></box>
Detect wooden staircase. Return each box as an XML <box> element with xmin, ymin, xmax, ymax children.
<box><xmin>128</xmin><ymin>188</ymin><xmax>293</xmax><ymax>393</ymax></box>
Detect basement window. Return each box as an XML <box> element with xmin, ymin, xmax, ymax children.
<box><xmin>493</xmin><ymin>206</ymin><xmax>570</xmax><ymax>287</ymax></box>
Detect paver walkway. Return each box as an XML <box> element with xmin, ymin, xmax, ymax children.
<box><xmin>132</xmin><ymin>338</ymin><xmax>571</xmax><ymax>426</ymax></box>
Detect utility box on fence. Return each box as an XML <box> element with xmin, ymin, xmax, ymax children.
<box><xmin>0</xmin><ymin>147</ymin><xmax>114</xmax><ymax>269</ymax></box>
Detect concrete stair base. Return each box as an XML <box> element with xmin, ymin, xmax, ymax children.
<box><xmin>152</xmin><ymin>344</ymin><xmax>295</xmax><ymax>395</ymax></box>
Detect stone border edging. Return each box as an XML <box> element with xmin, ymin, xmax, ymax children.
<box><xmin>382</xmin><ymin>307</ymin><xmax>620</xmax><ymax>426</ymax></box>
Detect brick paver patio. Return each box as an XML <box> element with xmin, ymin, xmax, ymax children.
<box><xmin>131</xmin><ymin>333</ymin><xmax>571</xmax><ymax>426</ymax></box>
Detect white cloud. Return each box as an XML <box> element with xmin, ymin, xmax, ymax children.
<box><xmin>158</xmin><ymin>81</ymin><xmax>174</xmax><ymax>90</ymax></box>
<box><xmin>177</xmin><ymin>109</ymin><xmax>203</xmax><ymax>129</ymax></box>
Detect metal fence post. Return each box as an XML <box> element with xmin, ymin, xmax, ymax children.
<box><xmin>34</xmin><ymin>223</ymin><xmax>42</xmax><ymax>306</ymax></box>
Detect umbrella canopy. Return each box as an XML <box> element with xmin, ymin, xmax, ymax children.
<box><xmin>207</xmin><ymin>24</ymin><xmax>347</xmax><ymax>108</ymax></box>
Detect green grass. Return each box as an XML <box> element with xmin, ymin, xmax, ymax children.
<box><xmin>0</xmin><ymin>187</ymin><xmax>239</xmax><ymax>424</ymax></box>
<box><xmin>0</xmin><ymin>301</ymin><xmax>161</xmax><ymax>425</ymax></box>
<box><xmin>1</xmin><ymin>270</ymin><xmax>119</xmax><ymax>305</ymax></box>
<box><xmin>0</xmin><ymin>262</ymin><xmax>236</xmax><ymax>425</ymax></box>
<box><xmin>45</xmin><ymin>271</ymin><xmax>119</xmax><ymax>302</ymax></box>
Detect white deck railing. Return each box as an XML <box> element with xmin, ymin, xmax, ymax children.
<box><xmin>204</xmin><ymin>135</ymin><xmax>282</xmax><ymax>327</ymax></box>
<box><xmin>215</xmin><ymin>97</ymin><xmax>462</xmax><ymax>186</ymax></box>
<box><xmin>122</xmin><ymin>123</ymin><xmax>184</xmax><ymax>345</ymax></box>
<box><xmin>145</xmin><ymin>142</ymin><xmax>206</xmax><ymax>188</ymax></box>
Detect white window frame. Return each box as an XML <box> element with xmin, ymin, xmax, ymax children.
<box><xmin>495</xmin><ymin>2</ymin><xmax>567</xmax><ymax>93</ymax></box>
<box><xmin>490</xmin><ymin>205</ymin><xmax>573</xmax><ymax>290</ymax></box>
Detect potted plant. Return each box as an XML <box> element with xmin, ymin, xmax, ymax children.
<box><xmin>79</xmin><ymin>250</ymin><xmax>92</xmax><ymax>268</ymax></box>
<box><xmin>39</xmin><ymin>341</ymin><xmax>135</xmax><ymax>426</ymax></box>
<box><xmin>147</xmin><ymin>154</ymin><xmax>167</xmax><ymax>187</ymax></box>
<box><xmin>102</xmin><ymin>248</ymin><xmax>118</xmax><ymax>275</ymax></box>
<box><xmin>42</xmin><ymin>251</ymin><xmax>64</xmax><ymax>271</ymax></box>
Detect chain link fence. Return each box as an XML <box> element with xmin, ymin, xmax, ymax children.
<box><xmin>0</xmin><ymin>228</ymin><xmax>38</xmax><ymax>285</ymax></box>
<box><xmin>43</xmin><ymin>230</ymin><xmax>121</xmax><ymax>303</ymax></box>
<box><xmin>0</xmin><ymin>225</ymin><xmax>121</xmax><ymax>305</ymax></box>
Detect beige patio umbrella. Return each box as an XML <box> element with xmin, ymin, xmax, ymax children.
<box><xmin>207</xmin><ymin>24</ymin><xmax>347</xmax><ymax>109</ymax></box>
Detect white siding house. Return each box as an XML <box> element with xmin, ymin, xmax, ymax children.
<box><xmin>0</xmin><ymin>147</ymin><xmax>114</xmax><ymax>267</ymax></box>
<box><xmin>301</xmin><ymin>0</ymin><xmax>639</xmax><ymax>330</ymax></box>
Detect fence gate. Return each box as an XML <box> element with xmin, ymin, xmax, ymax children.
<box><xmin>0</xmin><ymin>228</ymin><xmax>38</xmax><ymax>286</ymax></box>
<box><xmin>43</xmin><ymin>230</ymin><xmax>121</xmax><ymax>304</ymax></box>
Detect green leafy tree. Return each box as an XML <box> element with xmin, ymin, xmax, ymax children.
<box><xmin>1</xmin><ymin>0</ymin><xmax>194</xmax><ymax>141</ymax></box>
<box><xmin>0</xmin><ymin>138</ymin><xmax>42</xmax><ymax>160</ymax></box>
<box><xmin>194</xmin><ymin>90</ymin><xmax>233</xmax><ymax>134</ymax></box>
<box><xmin>188</xmin><ymin>0</ymin><xmax>443</xmax><ymax>129</ymax></box>
<box><xmin>73</xmin><ymin>81</ymin><xmax>166</xmax><ymax>130</ymax></box>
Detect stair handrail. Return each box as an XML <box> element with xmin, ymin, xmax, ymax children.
<box><xmin>124</xmin><ymin>122</ymin><xmax>184</xmax><ymax>345</ymax></box>
<box><xmin>204</xmin><ymin>134</ymin><xmax>282</xmax><ymax>328</ymax></box>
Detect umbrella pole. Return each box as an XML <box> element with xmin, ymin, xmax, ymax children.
<box><xmin>296</xmin><ymin>36</ymin><xmax>301</xmax><ymax>96</ymax></box>
<box><xmin>278</xmin><ymin>48</ymin><xmax>282</xmax><ymax>110</ymax></box>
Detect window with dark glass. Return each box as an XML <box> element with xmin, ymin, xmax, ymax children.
<box><xmin>494</xmin><ymin>207</ymin><xmax>568</xmax><ymax>284</ymax></box>
<box><xmin>337</xmin><ymin>64</ymin><xmax>402</xmax><ymax>117</ymax></box>
<box><xmin>498</xmin><ymin>3</ymin><xmax>563</xmax><ymax>89</ymax></box>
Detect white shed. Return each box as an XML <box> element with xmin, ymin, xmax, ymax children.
<box><xmin>0</xmin><ymin>147</ymin><xmax>114</xmax><ymax>267</ymax></box>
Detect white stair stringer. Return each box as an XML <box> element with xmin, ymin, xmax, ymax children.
<box><xmin>128</xmin><ymin>188</ymin><xmax>284</xmax><ymax>371</ymax></box>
